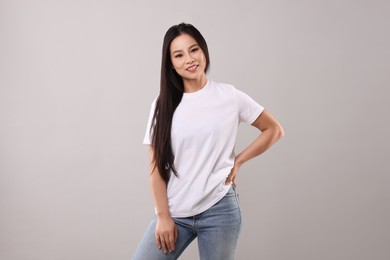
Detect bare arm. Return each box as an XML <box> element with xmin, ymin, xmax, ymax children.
<box><xmin>147</xmin><ymin>145</ymin><xmax>178</xmax><ymax>254</ymax></box>
<box><xmin>225</xmin><ymin>109</ymin><xmax>285</xmax><ymax>185</ymax></box>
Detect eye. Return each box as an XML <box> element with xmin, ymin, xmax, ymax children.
<box><xmin>174</xmin><ymin>53</ymin><xmax>183</xmax><ymax>58</ymax></box>
<box><xmin>191</xmin><ymin>48</ymin><xmax>199</xmax><ymax>53</ymax></box>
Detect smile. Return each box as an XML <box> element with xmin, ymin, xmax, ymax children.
<box><xmin>186</xmin><ymin>65</ymin><xmax>198</xmax><ymax>72</ymax></box>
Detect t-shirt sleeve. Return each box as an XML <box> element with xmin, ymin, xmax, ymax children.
<box><xmin>234</xmin><ymin>87</ymin><xmax>264</xmax><ymax>124</ymax></box>
<box><xmin>143</xmin><ymin>98</ymin><xmax>157</xmax><ymax>145</ymax></box>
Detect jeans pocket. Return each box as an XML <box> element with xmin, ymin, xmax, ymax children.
<box><xmin>224</xmin><ymin>185</ymin><xmax>235</xmax><ymax>196</ymax></box>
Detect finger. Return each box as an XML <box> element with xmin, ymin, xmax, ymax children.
<box><xmin>155</xmin><ymin>235</ymin><xmax>161</xmax><ymax>249</ymax></box>
<box><xmin>175</xmin><ymin>226</ymin><xmax>178</xmax><ymax>243</ymax></box>
<box><xmin>172</xmin><ymin>229</ymin><xmax>178</xmax><ymax>252</ymax></box>
<box><xmin>160</xmin><ymin>237</ymin><xmax>168</xmax><ymax>254</ymax></box>
<box><xmin>167</xmin><ymin>234</ymin><xmax>174</xmax><ymax>252</ymax></box>
<box><xmin>225</xmin><ymin>176</ymin><xmax>231</xmax><ymax>185</ymax></box>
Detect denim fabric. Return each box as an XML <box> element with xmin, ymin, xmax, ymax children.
<box><xmin>132</xmin><ymin>185</ymin><xmax>242</xmax><ymax>260</ymax></box>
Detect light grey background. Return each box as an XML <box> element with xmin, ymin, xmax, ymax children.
<box><xmin>1</xmin><ymin>0</ymin><xmax>389</xmax><ymax>259</ymax></box>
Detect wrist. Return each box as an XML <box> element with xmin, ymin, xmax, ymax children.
<box><xmin>156</xmin><ymin>211</ymin><xmax>171</xmax><ymax>219</ymax></box>
<box><xmin>235</xmin><ymin>155</ymin><xmax>244</xmax><ymax>168</ymax></box>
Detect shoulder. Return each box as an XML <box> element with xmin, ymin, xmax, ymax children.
<box><xmin>209</xmin><ymin>80</ymin><xmax>235</xmax><ymax>90</ymax></box>
<box><xmin>150</xmin><ymin>96</ymin><xmax>158</xmax><ymax>108</ymax></box>
<box><xmin>208</xmin><ymin>80</ymin><xmax>237</xmax><ymax>96</ymax></box>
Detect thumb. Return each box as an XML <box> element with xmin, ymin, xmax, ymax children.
<box><xmin>225</xmin><ymin>175</ymin><xmax>232</xmax><ymax>185</ymax></box>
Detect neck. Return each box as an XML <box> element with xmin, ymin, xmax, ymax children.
<box><xmin>183</xmin><ymin>75</ymin><xmax>207</xmax><ymax>93</ymax></box>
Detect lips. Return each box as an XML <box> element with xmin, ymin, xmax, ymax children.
<box><xmin>186</xmin><ymin>65</ymin><xmax>198</xmax><ymax>72</ymax></box>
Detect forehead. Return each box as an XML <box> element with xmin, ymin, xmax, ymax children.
<box><xmin>170</xmin><ymin>34</ymin><xmax>198</xmax><ymax>53</ymax></box>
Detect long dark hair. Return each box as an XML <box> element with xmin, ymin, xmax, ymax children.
<box><xmin>151</xmin><ymin>23</ymin><xmax>210</xmax><ymax>183</ymax></box>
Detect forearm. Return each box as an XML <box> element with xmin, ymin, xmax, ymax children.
<box><xmin>146</xmin><ymin>145</ymin><xmax>171</xmax><ymax>218</ymax></box>
<box><xmin>147</xmin><ymin>147</ymin><xmax>178</xmax><ymax>253</ymax></box>
<box><xmin>149</xmin><ymin>167</ymin><xmax>171</xmax><ymax>218</ymax></box>
<box><xmin>236</xmin><ymin>125</ymin><xmax>284</xmax><ymax>167</ymax></box>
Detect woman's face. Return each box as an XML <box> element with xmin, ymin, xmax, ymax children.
<box><xmin>170</xmin><ymin>33</ymin><xmax>207</xmax><ymax>83</ymax></box>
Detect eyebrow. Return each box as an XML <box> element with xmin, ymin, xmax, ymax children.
<box><xmin>171</xmin><ymin>44</ymin><xmax>199</xmax><ymax>54</ymax></box>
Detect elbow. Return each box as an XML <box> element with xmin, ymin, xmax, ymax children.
<box><xmin>274</xmin><ymin>124</ymin><xmax>285</xmax><ymax>141</ymax></box>
<box><xmin>279</xmin><ymin>124</ymin><xmax>285</xmax><ymax>138</ymax></box>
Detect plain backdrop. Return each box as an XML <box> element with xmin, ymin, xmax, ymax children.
<box><xmin>1</xmin><ymin>0</ymin><xmax>389</xmax><ymax>259</ymax></box>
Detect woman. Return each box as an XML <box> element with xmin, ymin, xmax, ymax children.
<box><xmin>133</xmin><ymin>23</ymin><xmax>284</xmax><ymax>260</ymax></box>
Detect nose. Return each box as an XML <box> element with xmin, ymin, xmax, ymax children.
<box><xmin>186</xmin><ymin>55</ymin><xmax>195</xmax><ymax>64</ymax></box>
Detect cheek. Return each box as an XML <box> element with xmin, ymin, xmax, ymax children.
<box><xmin>200</xmin><ymin>54</ymin><xmax>207</xmax><ymax>66</ymax></box>
<box><xmin>171</xmin><ymin>59</ymin><xmax>183</xmax><ymax>70</ymax></box>
<box><xmin>198</xmin><ymin>51</ymin><xmax>206</xmax><ymax>62</ymax></box>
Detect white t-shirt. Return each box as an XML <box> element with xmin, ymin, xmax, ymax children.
<box><xmin>143</xmin><ymin>80</ymin><xmax>264</xmax><ymax>217</ymax></box>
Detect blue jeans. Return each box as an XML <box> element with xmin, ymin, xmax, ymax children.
<box><xmin>132</xmin><ymin>185</ymin><xmax>242</xmax><ymax>260</ymax></box>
